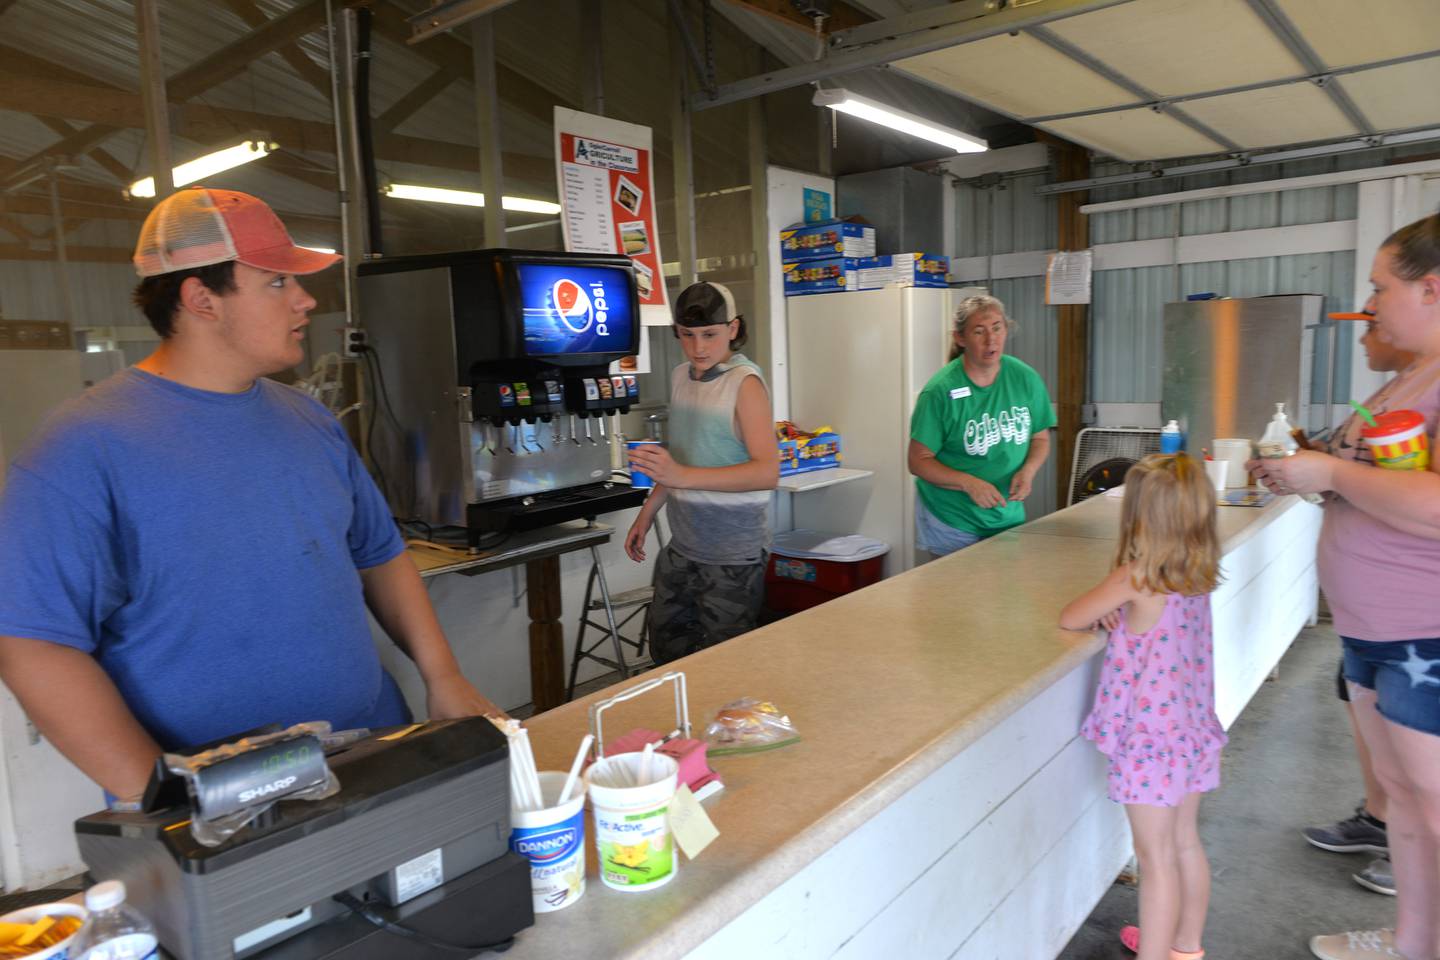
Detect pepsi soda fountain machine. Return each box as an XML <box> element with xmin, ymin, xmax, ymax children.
<box><xmin>356</xmin><ymin>250</ymin><xmax>648</xmax><ymax>541</ymax></box>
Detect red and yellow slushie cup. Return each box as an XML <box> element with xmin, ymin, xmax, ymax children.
<box><xmin>1361</xmin><ymin>410</ymin><xmax>1430</xmax><ymax>470</ymax></box>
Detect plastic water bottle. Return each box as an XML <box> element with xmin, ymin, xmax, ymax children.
<box><xmin>69</xmin><ymin>881</ymin><xmax>159</xmax><ymax>960</ymax></box>
<box><xmin>1160</xmin><ymin>419</ymin><xmax>1183</xmax><ymax>454</ymax></box>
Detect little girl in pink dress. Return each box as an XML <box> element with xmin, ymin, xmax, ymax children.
<box><xmin>1062</xmin><ymin>453</ymin><xmax>1226</xmax><ymax>960</ymax></box>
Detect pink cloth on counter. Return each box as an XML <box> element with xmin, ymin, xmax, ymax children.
<box><xmin>1319</xmin><ymin>354</ymin><xmax>1440</xmax><ymax>642</ymax></box>
<box><xmin>1080</xmin><ymin>592</ymin><xmax>1228</xmax><ymax>808</ymax></box>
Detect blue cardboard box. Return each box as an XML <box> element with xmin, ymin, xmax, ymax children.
<box><xmin>779</xmin><ymin>218</ymin><xmax>876</xmax><ymax>263</ymax></box>
<box><xmin>778</xmin><ymin>432</ymin><xmax>842</xmax><ymax>476</ymax></box>
<box><xmin>855</xmin><ymin>253</ymin><xmax>950</xmax><ymax>289</ymax></box>
<box><xmin>782</xmin><ymin>257</ymin><xmax>859</xmax><ymax>296</ymax></box>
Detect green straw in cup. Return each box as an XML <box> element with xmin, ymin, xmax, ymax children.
<box><xmin>1349</xmin><ymin>400</ymin><xmax>1378</xmax><ymax>428</ymax></box>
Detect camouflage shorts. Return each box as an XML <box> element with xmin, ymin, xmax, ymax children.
<box><xmin>648</xmin><ymin>545</ymin><xmax>766</xmax><ymax>665</ymax></box>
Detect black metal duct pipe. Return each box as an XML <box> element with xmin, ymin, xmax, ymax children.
<box><xmin>354</xmin><ymin>8</ymin><xmax>383</xmax><ymax>255</ymax></box>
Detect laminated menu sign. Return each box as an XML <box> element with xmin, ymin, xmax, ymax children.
<box><xmin>554</xmin><ymin>107</ymin><xmax>669</xmax><ymax>334</ymax></box>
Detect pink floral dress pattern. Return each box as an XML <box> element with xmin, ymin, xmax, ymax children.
<box><xmin>1080</xmin><ymin>592</ymin><xmax>1228</xmax><ymax>807</ymax></box>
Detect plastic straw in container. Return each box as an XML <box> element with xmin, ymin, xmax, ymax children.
<box><xmin>558</xmin><ymin>734</ymin><xmax>594</xmax><ymax>805</ymax></box>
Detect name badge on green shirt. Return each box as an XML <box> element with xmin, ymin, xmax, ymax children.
<box><xmin>949</xmin><ymin>387</ymin><xmax>971</xmax><ymax>399</ymax></box>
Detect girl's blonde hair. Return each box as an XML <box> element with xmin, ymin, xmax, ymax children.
<box><xmin>1115</xmin><ymin>453</ymin><xmax>1221</xmax><ymax>596</ymax></box>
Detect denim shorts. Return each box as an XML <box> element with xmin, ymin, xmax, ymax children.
<box><xmin>915</xmin><ymin>497</ymin><xmax>985</xmax><ymax>557</ymax></box>
<box><xmin>1341</xmin><ymin>636</ymin><xmax>1440</xmax><ymax>737</ymax></box>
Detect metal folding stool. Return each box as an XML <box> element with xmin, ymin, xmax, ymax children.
<box><xmin>566</xmin><ymin>521</ymin><xmax>664</xmax><ymax>701</ymax></box>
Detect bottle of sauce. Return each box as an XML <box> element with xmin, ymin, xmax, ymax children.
<box><xmin>1258</xmin><ymin>402</ymin><xmax>1323</xmax><ymax>505</ymax></box>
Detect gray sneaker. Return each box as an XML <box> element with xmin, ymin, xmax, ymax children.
<box><xmin>1353</xmin><ymin>856</ymin><xmax>1396</xmax><ymax>896</ymax></box>
<box><xmin>1303</xmin><ymin>805</ymin><xmax>1388</xmax><ymax>854</ymax></box>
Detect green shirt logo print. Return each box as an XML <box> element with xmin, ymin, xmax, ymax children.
<box><xmin>962</xmin><ymin>406</ymin><xmax>1033</xmax><ymax>456</ymax></box>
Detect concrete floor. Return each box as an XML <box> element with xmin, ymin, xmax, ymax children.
<box><xmin>1058</xmin><ymin>622</ymin><xmax>1396</xmax><ymax>959</ymax></box>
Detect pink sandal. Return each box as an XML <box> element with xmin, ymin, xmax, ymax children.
<box><xmin>1119</xmin><ymin>925</ymin><xmax>1205</xmax><ymax>959</ymax></box>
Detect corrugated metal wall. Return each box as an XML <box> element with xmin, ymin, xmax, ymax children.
<box><xmin>1085</xmin><ymin>142</ymin><xmax>1440</xmax><ymax>406</ymax></box>
<box><xmin>950</xmin><ymin>143</ymin><xmax>1436</xmax><ymax>515</ymax></box>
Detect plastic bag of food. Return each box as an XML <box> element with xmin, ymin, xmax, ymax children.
<box><xmin>703</xmin><ymin>698</ymin><xmax>800</xmax><ymax>756</ymax></box>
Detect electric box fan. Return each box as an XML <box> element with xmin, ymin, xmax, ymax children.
<box><xmin>1068</xmin><ymin>427</ymin><xmax>1162</xmax><ymax>506</ymax></box>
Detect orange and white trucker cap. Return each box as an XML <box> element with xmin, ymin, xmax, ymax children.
<box><xmin>132</xmin><ymin>187</ymin><xmax>341</xmax><ymax>279</ymax></box>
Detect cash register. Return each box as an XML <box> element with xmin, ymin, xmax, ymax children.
<box><xmin>74</xmin><ymin>718</ymin><xmax>531</xmax><ymax>959</ymax></box>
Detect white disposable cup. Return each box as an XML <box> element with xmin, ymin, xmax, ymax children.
<box><xmin>586</xmin><ymin>752</ymin><xmax>680</xmax><ymax>892</ymax></box>
<box><xmin>1211</xmin><ymin>438</ymin><xmax>1252</xmax><ymax>488</ymax></box>
<box><xmin>1204</xmin><ymin>459</ymin><xmax>1228</xmax><ymax>492</ymax></box>
<box><xmin>0</xmin><ymin>902</ymin><xmax>88</xmax><ymax>960</ymax></box>
<box><xmin>509</xmin><ymin>771</ymin><xmax>587</xmax><ymax>913</ymax></box>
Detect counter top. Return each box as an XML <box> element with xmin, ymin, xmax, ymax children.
<box><xmin>511</xmin><ymin>493</ymin><xmax>1308</xmax><ymax>959</ymax></box>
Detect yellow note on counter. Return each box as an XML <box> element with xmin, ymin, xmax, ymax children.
<box><xmin>669</xmin><ymin>784</ymin><xmax>719</xmax><ymax>860</ymax></box>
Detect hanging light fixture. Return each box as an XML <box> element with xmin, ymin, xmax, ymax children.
<box><xmin>126</xmin><ymin>140</ymin><xmax>278</xmax><ymax>198</ymax></box>
<box><xmin>384</xmin><ymin>183</ymin><xmax>562</xmax><ymax>215</ymax></box>
<box><xmin>812</xmin><ymin>88</ymin><xmax>988</xmax><ymax>154</ymax></box>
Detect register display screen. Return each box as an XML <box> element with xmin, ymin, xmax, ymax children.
<box><xmin>516</xmin><ymin>263</ymin><xmax>635</xmax><ymax>357</ymax></box>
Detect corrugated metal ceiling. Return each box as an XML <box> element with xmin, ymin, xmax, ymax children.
<box><xmin>890</xmin><ymin>0</ymin><xmax>1440</xmax><ymax>162</ymax></box>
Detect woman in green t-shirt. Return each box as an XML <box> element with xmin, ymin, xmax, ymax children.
<box><xmin>907</xmin><ymin>295</ymin><xmax>1055</xmax><ymax>557</ymax></box>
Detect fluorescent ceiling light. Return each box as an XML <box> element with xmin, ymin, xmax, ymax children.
<box><xmin>384</xmin><ymin>183</ymin><xmax>562</xmax><ymax>215</ymax></box>
<box><xmin>301</xmin><ymin>246</ymin><xmax>337</xmax><ymax>255</ymax></box>
<box><xmin>813</xmin><ymin>89</ymin><xmax>987</xmax><ymax>154</ymax></box>
<box><xmin>127</xmin><ymin>140</ymin><xmax>277</xmax><ymax>198</ymax></box>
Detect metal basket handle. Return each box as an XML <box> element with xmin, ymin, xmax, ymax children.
<box><xmin>588</xmin><ymin>671</ymin><xmax>690</xmax><ymax>760</ymax></box>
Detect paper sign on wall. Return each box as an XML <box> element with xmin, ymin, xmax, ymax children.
<box><xmin>554</xmin><ymin>107</ymin><xmax>670</xmax><ymax>336</ymax></box>
<box><xmin>1045</xmin><ymin>250</ymin><xmax>1092</xmax><ymax>305</ymax></box>
<box><xmin>803</xmin><ymin>188</ymin><xmax>832</xmax><ymax>223</ymax></box>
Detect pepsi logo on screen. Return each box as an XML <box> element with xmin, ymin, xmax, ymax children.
<box><xmin>551</xmin><ymin>279</ymin><xmax>611</xmax><ymax>336</ymax></box>
<box><xmin>519</xmin><ymin>263</ymin><xmax>632</xmax><ymax>357</ymax></box>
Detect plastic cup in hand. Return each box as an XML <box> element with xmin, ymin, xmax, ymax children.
<box><xmin>1361</xmin><ymin>410</ymin><xmax>1430</xmax><ymax>470</ymax></box>
<box><xmin>627</xmin><ymin>440</ymin><xmax>662</xmax><ymax>489</ymax></box>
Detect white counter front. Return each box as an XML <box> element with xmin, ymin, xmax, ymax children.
<box><xmin>508</xmin><ymin>492</ymin><xmax>1322</xmax><ymax>959</ymax></box>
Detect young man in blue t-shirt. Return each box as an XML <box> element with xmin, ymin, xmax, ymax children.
<box><xmin>0</xmin><ymin>188</ymin><xmax>502</xmax><ymax>803</ymax></box>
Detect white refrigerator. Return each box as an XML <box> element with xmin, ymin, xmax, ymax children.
<box><xmin>787</xmin><ymin>286</ymin><xmax>983</xmax><ymax>577</ymax></box>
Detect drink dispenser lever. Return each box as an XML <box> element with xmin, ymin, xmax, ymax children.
<box><xmin>568</xmin><ymin>414</ymin><xmax>581</xmax><ymax>446</ymax></box>
<box><xmin>596</xmin><ymin>415</ymin><xmax>607</xmax><ymax>441</ymax></box>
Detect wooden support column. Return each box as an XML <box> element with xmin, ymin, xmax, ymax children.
<box><xmin>1054</xmin><ymin>141</ymin><xmax>1090</xmax><ymax>508</ymax></box>
<box><xmin>471</xmin><ymin>16</ymin><xmax>506</xmax><ymax>244</ymax></box>
<box><xmin>134</xmin><ymin>0</ymin><xmax>173</xmax><ymax>198</ymax></box>
<box><xmin>669</xmin><ymin>5</ymin><xmax>697</xmax><ymax>289</ymax></box>
<box><xmin>526</xmin><ymin>556</ymin><xmax>565</xmax><ymax>713</ymax></box>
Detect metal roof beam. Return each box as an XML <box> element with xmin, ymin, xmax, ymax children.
<box><xmin>1035</xmin><ymin>127</ymin><xmax>1440</xmax><ymax>196</ymax></box>
<box><xmin>1025</xmin><ymin>48</ymin><xmax>1440</xmax><ymax>125</ymax></box>
<box><xmin>1244</xmin><ymin>0</ymin><xmax>1373</xmax><ymax>135</ymax></box>
<box><xmin>690</xmin><ymin>0</ymin><xmax>1136</xmax><ymax>111</ymax></box>
<box><xmin>723</xmin><ymin>0</ymin><xmax>874</xmax><ymax>33</ymax></box>
<box><xmin>1025</xmin><ymin>24</ymin><xmax>1238</xmax><ymax>153</ymax></box>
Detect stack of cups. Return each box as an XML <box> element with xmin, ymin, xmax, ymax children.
<box><xmin>587</xmin><ymin>751</ymin><xmax>681</xmax><ymax>892</ymax></box>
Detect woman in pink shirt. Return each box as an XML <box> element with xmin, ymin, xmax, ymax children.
<box><xmin>1253</xmin><ymin>213</ymin><xmax>1440</xmax><ymax>960</ymax></box>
